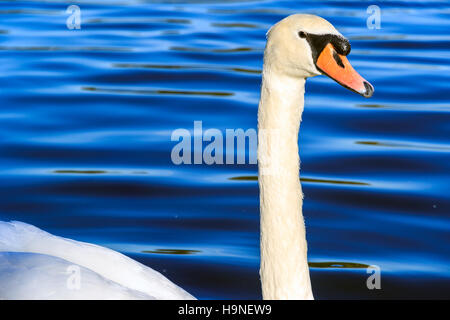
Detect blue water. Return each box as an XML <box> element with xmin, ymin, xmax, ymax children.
<box><xmin>0</xmin><ymin>0</ymin><xmax>449</xmax><ymax>299</ymax></box>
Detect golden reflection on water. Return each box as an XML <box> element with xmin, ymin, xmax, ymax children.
<box><xmin>82</xmin><ymin>86</ymin><xmax>233</xmax><ymax>97</ymax></box>
<box><xmin>86</xmin><ymin>18</ymin><xmax>191</xmax><ymax>25</ymax></box>
<box><xmin>113</xmin><ymin>63</ymin><xmax>261</xmax><ymax>74</ymax></box>
<box><xmin>357</xmin><ymin>140</ymin><xmax>450</xmax><ymax>151</ymax></box>
<box><xmin>356</xmin><ymin>104</ymin><xmax>387</xmax><ymax>108</ymax></box>
<box><xmin>229</xmin><ymin>176</ymin><xmax>369</xmax><ymax>186</ymax></box>
<box><xmin>170</xmin><ymin>46</ymin><xmax>256</xmax><ymax>53</ymax></box>
<box><xmin>308</xmin><ymin>262</ymin><xmax>370</xmax><ymax>269</ymax></box>
<box><xmin>53</xmin><ymin>170</ymin><xmax>109</xmax><ymax>174</ymax></box>
<box><xmin>349</xmin><ymin>35</ymin><xmax>407</xmax><ymax>41</ymax></box>
<box><xmin>143</xmin><ymin>249</ymin><xmax>201</xmax><ymax>255</ymax></box>
<box><xmin>142</xmin><ymin>248</ymin><xmax>370</xmax><ymax>269</ymax></box>
<box><xmin>0</xmin><ymin>46</ymin><xmax>131</xmax><ymax>52</ymax></box>
<box><xmin>164</xmin><ymin>18</ymin><xmax>191</xmax><ymax>24</ymax></box>
<box><xmin>52</xmin><ymin>170</ymin><xmax>149</xmax><ymax>175</ymax></box>
<box><xmin>0</xmin><ymin>9</ymin><xmax>59</xmax><ymax>15</ymax></box>
<box><xmin>212</xmin><ymin>22</ymin><xmax>258</xmax><ymax>28</ymax></box>
<box><xmin>208</xmin><ymin>8</ymin><xmax>287</xmax><ymax>15</ymax></box>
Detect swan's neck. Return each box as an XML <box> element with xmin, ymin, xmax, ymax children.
<box><xmin>257</xmin><ymin>66</ymin><xmax>313</xmax><ymax>300</ymax></box>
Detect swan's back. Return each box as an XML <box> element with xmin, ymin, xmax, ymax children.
<box><xmin>0</xmin><ymin>252</ymin><xmax>154</xmax><ymax>299</ymax></box>
<box><xmin>0</xmin><ymin>221</ymin><xmax>195</xmax><ymax>300</ymax></box>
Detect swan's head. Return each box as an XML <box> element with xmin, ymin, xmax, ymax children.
<box><xmin>265</xmin><ymin>14</ymin><xmax>374</xmax><ymax>98</ymax></box>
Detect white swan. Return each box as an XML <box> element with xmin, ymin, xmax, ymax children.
<box><xmin>0</xmin><ymin>14</ymin><xmax>372</xmax><ymax>300</ymax></box>
<box><xmin>258</xmin><ymin>14</ymin><xmax>372</xmax><ymax>300</ymax></box>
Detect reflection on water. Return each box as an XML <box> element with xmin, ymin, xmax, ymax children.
<box><xmin>53</xmin><ymin>170</ymin><xmax>109</xmax><ymax>174</ymax></box>
<box><xmin>356</xmin><ymin>104</ymin><xmax>387</xmax><ymax>108</ymax></box>
<box><xmin>0</xmin><ymin>46</ymin><xmax>132</xmax><ymax>52</ymax></box>
<box><xmin>82</xmin><ymin>86</ymin><xmax>234</xmax><ymax>97</ymax></box>
<box><xmin>356</xmin><ymin>141</ymin><xmax>450</xmax><ymax>152</ymax></box>
<box><xmin>113</xmin><ymin>63</ymin><xmax>261</xmax><ymax>74</ymax></box>
<box><xmin>229</xmin><ymin>176</ymin><xmax>370</xmax><ymax>186</ymax></box>
<box><xmin>170</xmin><ymin>46</ymin><xmax>256</xmax><ymax>53</ymax></box>
<box><xmin>308</xmin><ymin>262</ymin><xmax>369</xmax><ymax>269</ymax></box>
<box><xmin>143</xmin><ymin>249</ymin><xmax>201</xmax><ymax>255</ymax></box>
<box><xmin>0</xmin><ymin>0</ymin><xmax>449</xmax><ymax>299</ymax></box>
<box><xmin>212</xmin><ymin>23</ymin><xmax>258</xmax><ymax>28</ymax></box>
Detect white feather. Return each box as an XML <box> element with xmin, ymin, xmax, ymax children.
<box><xmin>0</xmin><ymin>221</ymin><xmax>195</xmax><ymax>300</ymax></box>
<box><xmin>0</xmin><ymin>252</ymin><xmax>154</xmax><ymax>300</ymax></box>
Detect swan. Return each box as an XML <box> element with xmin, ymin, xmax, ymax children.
<box><xmin>0</xmin><ymin>14</ymin><xmax>372</xmax><ymax>300</ymax></box>
<box><xmin>257</xmin><ymin>14</ymin><xmax>372</xmax><ymax>300</ymax></box>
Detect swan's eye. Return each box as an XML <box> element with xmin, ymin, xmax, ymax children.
<box><xmin>298</xmin><ymin>31</ymin><xmax>307</xmax><ymax>39</ymax></box>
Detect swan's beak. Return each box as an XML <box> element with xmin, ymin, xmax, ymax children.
<box><xmin>316</xmin><ymin>43</ymin><xmax>374</xmax><ymax>98</ymax></box>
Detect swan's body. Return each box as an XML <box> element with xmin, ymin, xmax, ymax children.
<box><xmin>0</xmin><ymin>14</ymin><xmax>372</xmax><ymax>300</ymax></box>
<box><xmin>0</xmin><ymin>252</ymin><xmax>152</xmax><ymax>300</ymax></box>
<box><xmin>0</xmin><ymin>221</ymin><xmax>194</xmax><ymax>299</ymax></box>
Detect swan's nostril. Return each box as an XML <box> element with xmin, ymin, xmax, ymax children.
<box><xmin>332</xmin><ymin>50</ymin><xmax>345</xmax><ymax>68</ymax></box>
<box><xmin>363</xmin><ymin>81</ymin><xmax>374</xmax><ymax>98</ymax></box>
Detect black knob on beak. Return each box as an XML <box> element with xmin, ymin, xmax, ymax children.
<box><xmin>331</xmin><ymin>37</ymin><xmax>351</xmax><ymax>56</ymax></box>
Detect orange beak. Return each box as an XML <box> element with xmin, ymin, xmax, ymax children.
<box><xmin>316</xmin><ymin>43</ymin><xmax>374</xmax><ymax>98</ymax></box>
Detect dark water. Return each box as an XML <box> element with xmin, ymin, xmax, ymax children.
<box><xmin>0</xmin><ymin>0</ymin><xmax>449</xmax><ymax>299</ymax></box>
